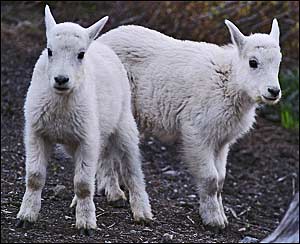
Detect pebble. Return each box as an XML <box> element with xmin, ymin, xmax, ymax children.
<box><xmin>162</xmin><ymin>233</ymin><xmax>174</xmax><ymax>242</ymax></box>
<box><xmin>51</xmin><ymin>184</ymin><xmax>66</xmax><ymax>198</ymax></box>
<box><xmin>162</xmin><ymin>170</ymin><xmax>178</xmax><ymax>176</ymax></box>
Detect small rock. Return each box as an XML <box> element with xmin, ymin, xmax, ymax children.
<box><xmin>162</xmin><ymin>170</ymin><xmax>178</xmax><ymax>176</ymax></box>
<box><xmin>161</xmin><ymin>166</ymin><xmax>171</xmax><ymax>172</ymax></box>
<box><xmin>179</xmin><ymin>201</ymin><xmax>186</xmax><ymax>205</ymax></box>
<box><xmin>130</xmin><ymin>230</ymin><xmax>137</xmax><ymax>234</ymax></box>
<box><xmin>51</xmin><ymin>184</ymin><xmax>66</xmax><ymax>198</ymax></box>
<box><xmin>238</xmin><ymin>227</ymin><xmax>246</xmax><ymax>232</ymax></box>
<box><xmin>239</xmin><ymin>236</ymin><xmax>259</xmax><ymax>243</ymax></box>
<box><xmin>162</xmin><ymin>233</ymin><xmax>174</xmax><ymax>242</ymax></box>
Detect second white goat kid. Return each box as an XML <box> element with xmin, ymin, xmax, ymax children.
<box><xmin>17</xmin><ymin>5</ymin><xmax>152</xmax><ymax>235</ymax></box>
<box><xmin>99</xmin><ymin>19</ymin><xmax>282</xmax><ymax>229</ymax></box>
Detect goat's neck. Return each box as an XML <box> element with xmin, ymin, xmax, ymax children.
<box><xmin>224</xmin><ymin>53</ymin><xmax>257</xmax><ymax>117</ymax></box>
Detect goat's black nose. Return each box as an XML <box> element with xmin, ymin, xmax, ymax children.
<box><xmin>55</xmin><ymin>75</ymin><xmax>69</xmax><ymax>85</ymax></box>
<box><xmin>268</xmin><ymin>87</ymin><xmax>280</xmax><ymax>97</ymax></box>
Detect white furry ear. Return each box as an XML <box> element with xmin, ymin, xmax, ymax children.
<box><xmin>87</xmin><ymin>16</ymin><xmax>109</xmax><ymax>41</ymax></box>
<box><xmin>270</xmin><ymin>18</ymin><xmax>280</xmax><ymax>44</ymax></box>
<box><xmin>45</xmin><ymin>5</ymin><xmax>56</xmax><ymax>39</ymax></box>
<box><xmin>225</xmin><ymin>19</ymin><xmax>246</xmax><ymax>52</ymax></box>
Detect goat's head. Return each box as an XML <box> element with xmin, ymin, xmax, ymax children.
<box><xmin>225</xmin><ymin>19</ymin><xmax>282</xmax><ymax>105</ymax></box>
<box><xmin>44</xmin><ymin>5</ymin><xmax>108</xmax><ymax>94</ymax></box>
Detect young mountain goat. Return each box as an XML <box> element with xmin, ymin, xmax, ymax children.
<box><xmin>17</xmin><ymin>5</ymin><xmax>152</xmax><ymax>235</ymax></box>
<box><xmin>99</xmin><ymin>19</ymin><xmax>282</xmax><ymax>229</ymax></box>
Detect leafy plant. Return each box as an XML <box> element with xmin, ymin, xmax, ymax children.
<box><xmin>279</xmin><ymin>69</ymin><xmax>299</xmax><ymax>129</ymax></box>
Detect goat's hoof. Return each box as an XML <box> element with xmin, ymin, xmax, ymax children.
<box><xmin>79</xmin><ymin>228</ymin><xmax>94</xmax><ymax>236</ymax></box>
<box><xmin>16</xmin><ymin>219</ymin><xmax>34</xmax><ymax>229</ymax></box>
<box><xmin>203</xmin><ymin>223</ymin><xmax>227</xmax><ymax>233</ymax></box>
<box><xmin>134</xmin><ymin>216</ymin><xmax>152</xmax><ymax>226</ymax></box>
<box><xmin>95</xmin><ymin>189</ymin><xmax>106</xmax><ymax>197</ymax></box>
<box><xmin>109</xmin><ymin>198</ymin><xmax>128</xmax><ymax>208</ymax></box>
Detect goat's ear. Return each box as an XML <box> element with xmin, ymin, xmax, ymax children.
<box><xmin>225</xmin><ymin>19</ymin><xmax>246</xmax><ymax>51</ymax></box>
<box><xmin>45</xmin><ymin>5</ymin><xmax>56</xmax><ymax>39</ymax></box>
<box><xmin>270</xmin><ymin>18</ymin><xmax>280</xmax><ymax>45</ymax></box>
<box><xmin>87</xmin><ymin>16</ymin><xmax>109</xmax><ymax>41</ymax></box>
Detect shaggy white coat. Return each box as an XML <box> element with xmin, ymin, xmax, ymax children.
<box><xmin>99</xmin><ymin>19</ymin><xmax>282</xmax><ymax>228</ymax></box>
<box><xmin>17</xmin><ymin>5</ymin><xmax>152</xmax><ymax>232</ymax></box>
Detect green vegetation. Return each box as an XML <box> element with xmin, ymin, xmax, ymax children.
<box><xmin>279</xmin><ymin>69</ymin><xmax>299</xmax><ymax>129</ymax></box>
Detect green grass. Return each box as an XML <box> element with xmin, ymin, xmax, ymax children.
<box><xmin>279</xmin><ymin>69</ymin><xmax>299</xmax><ymax>129</ymax></box>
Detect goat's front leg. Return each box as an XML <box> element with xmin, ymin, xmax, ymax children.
<box><xmin>73</xmin><ymin>142</ymin><xmax>98</xmax><ymax>235</ymax></box>
<box><xmin>181</xmin><ymin>123</ymin><xmax>226</xmax><ymax>229</ymax></box>
<box><xmin>17</xmin><ymin>132</ymin><xmax>51</xmax><ymax>227</ymax></box>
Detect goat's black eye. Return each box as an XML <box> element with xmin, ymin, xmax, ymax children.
<box><xmin>48</xmin><ymin>48</ymin><xmax>52</xmax><ymax>57</ymax></box>
<box><xmin>77</xmin><ymin>52</ymin><xmax>85</xmax><ymax>60</ymax></box>
<box><xmin>249</xmin><ymin>59</ymin><xmax>258</xmax><ymax>69</ymax></box>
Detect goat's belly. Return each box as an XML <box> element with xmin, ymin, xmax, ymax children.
<box><xmin>134</xmin><ymin>95</ymin><xmax>178</xmax><ymax>133</ymax></box>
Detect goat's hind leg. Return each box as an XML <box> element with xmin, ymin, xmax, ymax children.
<box><xmin>72</xmin><ymin>140</ymin><xmax>127</xmax><ymax>209</ymax></box>
<box><xmin>96</xmin><ymin>145</ymin><xmax>127</xmax><ymax>207</ymax></box>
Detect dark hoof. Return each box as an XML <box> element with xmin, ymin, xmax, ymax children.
<box><xmin>95</xmin><ymin>189</ymin><xmax>106</xmax><ymax>197</ymax></box>
<box><xmin>204</xmin><ymin>224</ymin><xmax>225</xmax><ymax>233</ymax></box>
<box><xmin>134</xmin><ymin>218</ymin><xmax>152</xmax><ymax>226</ymax></box>
<box><xmin>16</xmin><ymin>219</ymin><xmax>34</xmax><ymax>229</ymax></box>
<box><xmin>109</xmin><ymin>198</ymin><xmax>128</xmax><ymax>208</ymax></box>
<box><xmin>79</xmin><ymin>228</ymin><xmax>94</xmax><ymax>236</ymax></box>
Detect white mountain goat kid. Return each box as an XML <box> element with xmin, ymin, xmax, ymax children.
<box><xmin>99</xmin><ymin>19</ymin><xmax>282</xmax><ymax>228</ymax></box>
<box><xmin>17</xmin><ymin>5</ymin><xmax>152</xmax><ymax>235</ymax></box>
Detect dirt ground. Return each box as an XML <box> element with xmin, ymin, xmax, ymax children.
<box><xmin>1</xmin><ymin>2</ymin><xmax>299</xmax><ymax>243</ymax></box>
